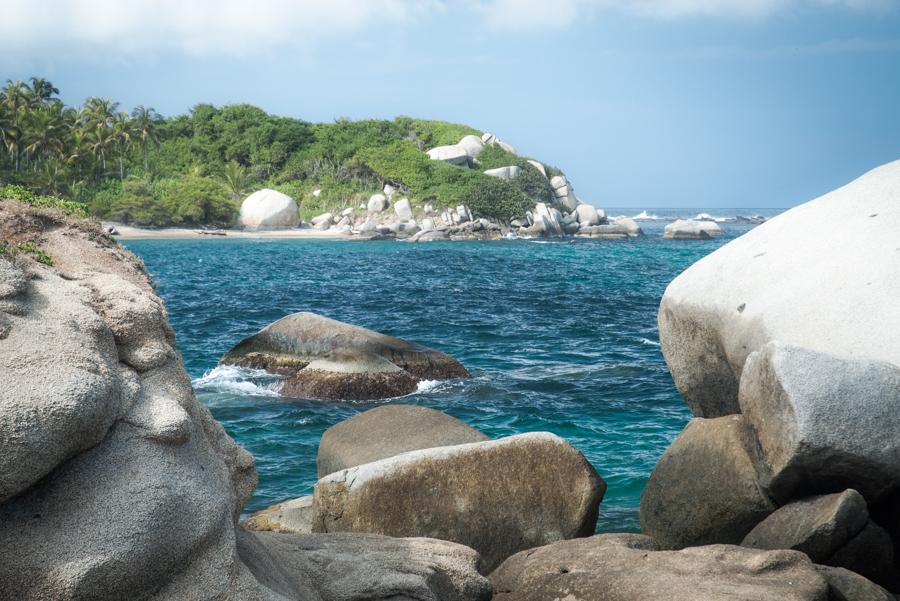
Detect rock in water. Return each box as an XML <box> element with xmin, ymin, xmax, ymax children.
<box><xmin>312</xmin><ymin>432</ymin><xmax>605</xmax><ymax>572</ymax></box>
<box><xmin>489</xmin><ymin>535</ymin><xmax>829</xmax><ymax>601</ymax></box>
<box><xmin>640</xmin><ymin>415</ymin><xmax>775</xmax><ymax>549</ymax></box>
<box><xmin>238</xmin><ymin>529</ymin><xmax>492</xmax><ymax>601</ymax></box>
<box><xmin>239</xmin><ymin>188</ymin><xmax>299</xmax><ymax>229</ymax></box>
<box><xmin>662</xmin><ymin>218</ymin><xmax>724</xmax><ymax>239</ymax></box>
<box><xmin>316</xmin><ymin>404</ymin><xmax>489</xmax><ymax>477</ymax></box>
<box><xmin>658</xmin><ymin>160</ymin><xmax>900</xmax><ymax>418</ymax></box>
<box><xmin>219</xmin><ymin>312</ymin><xmax>470</xmax><ymax>401</ymax></box>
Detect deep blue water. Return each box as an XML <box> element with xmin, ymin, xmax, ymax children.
<box><xmin>123</xmin><ymin>209</ymin><xmax>779</xmax><ymax>532</ymax></box>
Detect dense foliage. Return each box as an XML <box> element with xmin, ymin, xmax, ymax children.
<box><xmin>0</xmin><ymin>77</ymin><xmax>557</xmax><ymax>225</ymax></box>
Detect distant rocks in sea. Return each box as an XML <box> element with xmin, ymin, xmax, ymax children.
<box><xmin>644</xmin><ymin>158</ymin><xmax>900</xmax><ymax>592</ymax></box>
<box><xmin>219</xmin><ymin>311</ymin><xmax>470</xmax><ymax>401</ymax></box>
<box><xmin>239</xmin><ymin>188</ymin><xmax>300</xmax><ymax>229</ymax></box>
<box><xmin>662</xmin><ymin>218</ymin><xmax>724</xmax><ymax>239</ymax></box>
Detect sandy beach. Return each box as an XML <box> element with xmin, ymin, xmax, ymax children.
<box><xmin>107</xmin><ymin>223</ymin><xmax>354</xmax><ymax>241</ymax></box>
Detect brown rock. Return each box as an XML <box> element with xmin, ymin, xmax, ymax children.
<box><xmin>640</xmin><ymin>415</ymin><xmax>775</xmax><ymax>549</ymax></box>
<box><xmin>317</xmin><ymin>404</ymin><xmax>489</xmax><ymax>477</ymax></box>
<box><xmin>313</xmin><ymin>432</ymin><xmax>605</xmax><ymax>572</ymax></box>
<box><xmin>242</xmin><ymin>495</ymin><xmax>314</xmax><ymax>534</ymax></box>
<box><xmin>815</xmin><ymin>565</ymin><xmax>895</xmax><ymax>601</ymax></box>
<box><xmin>824</xmin><ymin>521</ymin><xmax>899</xmax><ymax>592</ymax></box>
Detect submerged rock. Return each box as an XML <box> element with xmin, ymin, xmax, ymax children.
<box><xmin>239</xmin><ymin>188</ymin><xmax>300</xmax><ymax>229</ymax></box>
<box><xmin>219</xmin><ymin>312</ymin><xmax>470</xmax><ymax>401</ymax></box>
<box><xmin>313</xmin><ymin>432</ymin><xmax>606</xmax><ymax>572</ymax></box>
<box><xmin>490</xmin><ymin>535</ymin><xmax>829</xmax><ymax>601</ymax></box>
<box><xmin>317</xmin><ymin>404</ymin><xmax>489</xmax><ymax>477</ymax></box>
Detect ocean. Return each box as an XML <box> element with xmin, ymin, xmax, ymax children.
<box><xmin>123</xmin><ymin>207</ymin><xmax>782</xmax><ymax>532</ymax></box>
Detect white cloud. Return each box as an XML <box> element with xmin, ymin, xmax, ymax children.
<box><xmin>0</xmin><ymin>0</ymin><xmax>443</xmax><ymax>60</ymax></box>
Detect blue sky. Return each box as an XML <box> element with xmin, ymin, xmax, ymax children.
<box><xmin>2</xmin><ymin>0</ymin><xmax>899</xmax><ymax>208</ymax></box>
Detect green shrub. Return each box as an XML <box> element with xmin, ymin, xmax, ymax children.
<box><xmin>154</xmin><ymin>176</ymin><xmax>236</xmax><ymax>226</ymax></box>
<box><xmin>0</xmin><ymin>184</ymin><xmax>89</xmax><ymax>218</ymax></box>
<box><xmin>394</xmin><ymin>117</ymin><xmax>481</xmax><ymax>148</ymax></box>
<box><xmin>459</xmin><ymin>177</ymin><xmax>532</xmax><ymax>221</ymax></box>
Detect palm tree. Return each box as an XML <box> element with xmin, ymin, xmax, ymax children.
<box><xmin>86</xmin><ymin>122</ymin><xmax>115</xmax><ymax>176</ymax></box>
<box><xmin>81</xmin><ymin>97</ymin><xmax>118</xmax><ymax>130</ymax></box>
<box><xmin>24</xmin><ymin>103</ymin><xmax>66</xmax><ymax>168</ymax></box>
<box><xmin>222</xmin><ymin>161</ymin><xmax>249</xmax><ymax>199</ymax></box>
<box><xmin>1</xmin><ymin>80</ymin><xmax>31</xmax><ymax>171</ymax></box>
<box><xmin>112</xmin><ymin>111</ymin><xmax>133</xmax><ymax>180</ymax></box>
<box><xmin>28</xmin><ymin>77</ymin><xmax>59</xmax><ymax>105</ymax></box>
<box><xmin>131</xmin><ymin>105</ymin><xmax>161</xmax><ymax>172</ymax></box>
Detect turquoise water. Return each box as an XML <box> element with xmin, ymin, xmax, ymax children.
<box><xmin>124</xmin><ymin>211</ymin><xmax>777</xmax><ymax>532</ymax></box>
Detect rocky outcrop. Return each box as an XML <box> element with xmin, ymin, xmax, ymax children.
<box><xmin>367</xmin><ymin>193</ymin><xmax>388</xmax><ymax>212</ymax></box>
<box><xmin>239</xmin><ymin>188</ymin><xmax>300</xmax><ymax>229</ymax></box>
<box><xmin>238</xmin><ymin>529</ymin><xmax>493</xmax><ymax>601</ymax></box>
<box><xmin>526</xmin><ymin>159</ymin><xmax>547</xmax><ymax>177</ymax></box>
<box><xmin>490</xmin><ymin>535</ymin><xmax>830</xmax><ymax>601</ymax></box>
<box><xmin>427</xmin><ymin>144</ymin><xmax>470</xmax><ymax>166</ymax></box>
<box><xmin>312</xmin><ymin>432</ymin><xmax>606</xmax><ymax>572</ymax></box>
<box><xmin>816</xmin><ymin>566</ymin><xmax>896</xmax><ymax>601</ymax></box>
<box><xmin>549</xmin><ymin>175</ymin><xmax>579</xmax><ymax>212</ymax></box>
<box><xmin>612</xmin><ymin>215</ymin><xmax>643</xmax><ymax>236</ymax></box>
<box><xmin>316</xmin><ymin>404</ymin><xmax>489</xmax><ymax>477</ymax></box>
<box><xmin>393</xmin><ymin>197</ymin><xmax>413</xmax><ymax>221</ymax></box>
<box><xmin>483</xmin><ymin>166</ymin><xmax>521</xmax><ymax>180</ymax></box>
<box><xmin>219</xmin><ymin>312</ymin><xmax>470</xmax><ymax>401</ymax></box>
<box><xmin>662</xmin><ymin>218</ymin><xmax>724</xmax><ymax>239</ymax></box>
<box><xmin>574</xmin><ymin>203</ymin><xmax>602</xmax><ymax>226</ymax></box>
<box><xmin>640</xmin><ymin>415</ymin><xmax>775</xmax><ymax>549</ymax></box>
<box><xmin>458</xmin><ymin>134</ymin><xmax>485</xmax><ymax>159</ymax></box>
<box><xmin>243</xmin><ymin>495</ymin><xmax>315</xmax><ymax>534</ymax></box>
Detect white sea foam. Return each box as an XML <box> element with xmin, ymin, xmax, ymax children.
<box><xmin>631</xmin><ymin>210</ymin><xmax>662</xmax><ymax>220</ymax></box>
<box><xmin>693</xmin><ymin>212</ymin><xmax>729</xmax><ymax>222</ymax></box>
<box><xmin>638</xmin><ymin>337</ymin><xmax>661</xmax><ymax>347</ymax></box>
<box><xmin>192</xmin><ymin>365</ymin><xmax>283</xmax><ymax>397</ymax></box>
<box><xmin>416</xmin><ymin>379</ymin><xmax>443</xmax><ymax>393</ymax></box>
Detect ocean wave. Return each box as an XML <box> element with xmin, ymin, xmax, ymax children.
<box><xmin>638</xmin><ymin>337</ymin><xmax>661</xmax><ymax>347</ymax></box>
<box><xmin>693</xmin><ymin>212</ymin><xmax>728</xmax><ymax>222</ymax></box>
<box><xmin>631</xmin><ymin>210</ymin><xmax>662</xmax><ymax>220</ymax></box>
<box><xmin>416</xmin><ymin>379</ymin><xmax>444</xmax><ymax>393</ymax></box>
<box><xmin>192</xmin><ymin>365</ymin><xmax>283</xmax><ymax>397</ymax></box>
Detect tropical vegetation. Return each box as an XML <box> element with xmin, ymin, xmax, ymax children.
<box><xmin>0</xmin><ymin>77</ymin><xmax>560</xmax><ymax>225</ymax></box>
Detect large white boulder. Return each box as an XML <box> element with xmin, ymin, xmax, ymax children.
<box><xmin>658</xmin><ymin>159</ymin><xmax>900</xmax><ymax>418</ymax></box>
<box><xmin>238</xmin><ymin>189</ymin><xmax>299</xmax><ymax>229</ymax></box>
<box><xmin>368</xmin><ymin>193</ymin><xmax>388</xmax><ymax>212</ymax></box>
<box><xmin>575</xmin><ymin>203</ymin><xmax>601</xmax><ymax>226</ymax></box>
<box><xmin>426</xmin><ymin>145</ymin><xmax>470</xmax><ymax>166</ymax></box>
<box><xmin>663</xmin><ymin>219</ymin><xmax>724</xmax><ymax>240</ymax></box>
<box><xmin>483</xmin><ymin>166</ymin><xmax>521</xmax><ymax>180</ymax></box>
<box><xmin>393</xmin><ymin>198</ymin><xmax>413</xmax><ymax>221</ymax></box>
<box><xmin>527</xmin><ymin>160</ymin><xmax>547</xmax><ymax>178</ymax></box>
<box><xmin>612</xmin><ymin>216</ymin><xmax>643</xmax><ymax>236</ymax></box>
<box><xmin>458</xmin><ymin>135</ymin><xmax>485</xmax><ymax>159</ymax></box>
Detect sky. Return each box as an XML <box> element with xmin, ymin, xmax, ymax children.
<box><xmin>2</xmin><ymin>0</ymin><xmax>899</xmax><ymax>208</ymax></box>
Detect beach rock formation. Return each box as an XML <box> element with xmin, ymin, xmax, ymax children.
<box><xmin>662</xmin><ymin>218</ymin><xmax>724</xmax><ymax>239</ymax></box>
<box><xmin>243</xmin><ymin>495</ymin><xmax>315</xmax><ymax>534</ymax></box>
<box><xmin>490</xmin><ymin>535</ymin><xmax>829</xmax><ymax>601</ymax></box>
<box><xmin>312</xmin><ymin>432</ymin><xmax>606</xmax><ymax>572</ymax></box>
<box><xmin>239</xmin><ymin>188</ymin><xmax>300</xmax><ymax>229</ymax></box>
<box><xmin>238</xmin><ymin>529</ymin><xmax>493</xmax><ymax>601</ymax></box>
<box><xmin>574</xmin><ymin>203</ymin><xmax>602</xmax><ymax>226</ymax></box>
<box><xmin>219</xmin><ymin>312</ymin><xmax>470</xmax><ymax>401</ymax></box>
<box><xmin>640</xmin><ymin>415</ymin><xmax>775</xmax><ymax>549</ymax></box>
<box><xmin>316</xmin><ymin>404</ymin><xmax>489</xmax><ymax>477</ymax></box>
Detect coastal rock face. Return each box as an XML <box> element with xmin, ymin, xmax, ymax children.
<box><xmin>219</xmin><ymin>312</ymin><xmax>470</xmax><ymax>401</ymax></box>
<box><xmin>658</xmin><ymin>160</ymin><xmax>900</xmax><ymax>418</ymax></box>
<box><xmin>316</xmin><ymin>404</ymin><xmax>489</xmax><ymax>477</ymax></box>
<box><xmin>574</xmin><ymin>203</ymin><xmax>601</xmax><ymax>226</ymax></box>
<box><xmin>662</xmin><ymin>218</ymin><xmax>724</xmax><ymax>239</ymax></box>
<box><xmin>489</xmin><ymin>535</ymin><xmax>829</xmax><ymax>601</ymax></box>
<box><xmin>640</xmin><ymin>415</ymin><xmax>775</xmax><ymax>549</ymax></box>
<box><xmin>312</xmin><ymin>432</ymin><xmax>606</xmax><ymax>572</ymax></box>
<box><xmin>239</xmin><ymin>188</ymin><xmax>299</xmax><ymax>229</ymax></box>
<box><xmin>0</xmin><ymin>202</ymin><xmax>268</xmax><ymax>600</ymax></box>
<box><xmin>238</xmin><ymin>529</ymin><xmax>493</xmax><ymax>601</ymax></box>
<box><xmin>739</xmin><ymin>342</ymin><xmax>900</xmax><ymax>503</ymax></box>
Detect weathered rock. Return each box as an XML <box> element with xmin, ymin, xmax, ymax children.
<box><xmin>640</xmin><ymin>415</ymin><xmax>775</xmax><ymax>549</ymax></box>
<box><xmin>313</xmin><ymin>432</ymin><xmax>605</xmax><ymax>572</ymax></box>
<box><xmin>823</xmin><ymin>521</ymin><xmax>898</xmax><ymax>591</ymax></box>
<box><xmin>367</xmin><ymin>193</ymin><xmax>388</xmax><ymax>212</ymax></box>
<box><xmin>483</xmin><ymin>166</ymin><xmax>521</xmax><ymax>180</ymax></box>
<box><xmin>574</xmin><ymin>203</ymin><xmax>601</xmax><ymax>226</ymax></box>
<box><xmin>220</xmin><ymin>312</ymin><xmax>470</xmax><ymax>401</ymax></box>
<box><xmin>658</xmin><ymin>160</ymin><xmax>900</xmax><ymax>419</ymax></box>
<box><xmin>526</xmin><ymin>159</ymin><xmax>547</xmax><ymax>177</ymax></box>
<box><xmin>613</xmin><ymin>215</ymin><xmax>643</xmax><ymax>236</ymax></box>
<box><xmin>242</xmin><ymin>495</ymin><xmax>315</xmax><ymax>534</ymax></box>
<box><xmin>420</xmin><ymin>218</ymin><xmax>435</xmax><ymax>231</ymax></box>
<box><xmin>317</xmin><ymin>404</ymin><xmax>489</xmax><ymax>478</ymax></box>
<box><xmin>238</xmin><ymin>528</ymin><xmax>492</xmax><ymax>601</ymax></box>
<box><xmin>456</xmin><ymin>205</ymin><xmax>472</xmax><ymax>223</ymax></box>
<box><xmin>739</xmin><ymin>342</ymin><xmax>900</xmax><ymax>503</ymax></box>
<box><xmin>742</xmin><ymin>490</ymin><xmax>869</xmax><ymax>561</ymax></box>
<box><xmin>663</xmin><ymin>218</ymin><xmax>724</xmax><ymax>239</ymax></box>
<box><xmin>0</xmin><ymin>201</ymin><xmax>267</xmax><ymax>600</ymax></box>
<box><xmin>490</xmin><ymin>535</ymin><xmax>829</xmax><ymax>601</ymax></box>
<box><xmin>413</xmin><ymin>229</ymin><xmax>449</xmax><ymax>242</ymax></box>
<box><xmin>427</xmin><ymin>145</ymin><xmax>470</xmax><ymax>166</ymax></box>
<box><xmin>458</xmin><ymin>134</ymin><xmax>485</xmax><ymax>159</ymax></box>
<box><xmin>394</xmin><ymin>198</ymin><xmax>413</xmax><ymax>221</ymax></box>
<box><xmin>555</xmin><ymin>194</ymin><xmax>580</xmax><ymax>212</ymax></box>
<box><xmin>550</xmin><ymin>175</ymin><xmax>567</xmax><ymax>191</ymax></box>
<box><xmin>382</xmin><ymin>184</ymin><xmax>396</xmax><ymax>198</ymax></box>
<box><xmin>815</xmin><ymin>565</ymin><xmax>896</xmax><ymax>601</ymax></box>
<box><xmin>576</xmin><ymin>223</ymin><xmax>630</xmax><ymax>239</ymax></box>
<box><xmin>239</xmin><ymin>188</ymin><xmax>299</xmax><ymax>229</ymax></box>
<box><xmin>340</xmin><ymin>207</ymin><xmax>353</xmax><ymax>217</ymax></box>
<box><xmin>531</xmin><ymin>202</ymin><xmax>564</xmax><ymax>237</ymax></box>
<box><xmin>356</xmin><ymin>218</ymin><xmax>377</xmax><ymax>233</ymax></box>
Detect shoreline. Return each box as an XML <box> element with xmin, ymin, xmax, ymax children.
<box><xmin>108</xmin><ymin>223</ymin><xmax>354</xmax><ymax>241</ymax></box>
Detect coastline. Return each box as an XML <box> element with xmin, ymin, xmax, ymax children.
<box><xmin>108</xmin><ymin>223</ymin><xmax>354</xmax><ymax>241</ymax></box>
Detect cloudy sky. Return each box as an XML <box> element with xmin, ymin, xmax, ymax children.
<box><xmin>3</xmin><ymin>0</ymin><xmax>899</xmax><ymax>208</ymax></box>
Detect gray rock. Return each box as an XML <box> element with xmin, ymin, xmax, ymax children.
<box><xmin>458</xmin><ymin>134</ymin><xmax>485</xmax><ymax>159</ymax></box>
<box><xmin>220</xmin><ymin>312</ymin><xmax>470</xmax><ymax>401</ymax></box>
<box><xmin>415</xmin><ymin>229</ymin><xmax>449</xmax><ymax>242</ymax></box>
<box><xmin>239</xmin><ymin>188</ymin><xmax>300</xmax><ymax>229</ymax></box>
<box><xmin>550</xmin><ymin>175</ymin><xmax>567</xmax><ymax>191</ymax></box>
<box><xmin>483</xmin><ymin>166</ymin><xmax>521</xmax><ymax>180</ymax></box>
<box><xmin>739</xmin><ymin>342</ymin><xmax>900</xmax><ymax>503</ymax></box>
<box><xmin>823</xmin><ymin>521</ymin><xmax>898</xmax><ymax>591</ymax></box>
<box><xmin>574</xmin><ymin>203</ymin><xmax>601</xmax><ymax>226</ymax></box>
<box><xmin>313</xmin><ymin>432</ymin><xmax>606</xmax><ymax>572</ymax></box>
<box><xmin>427</xmin><ymin>145</ymin><xmax>470</xmax><ymax>166</ymax></box>
<box><xmin>612</xmin><ymin>215</ymin><xmax>643</xmax><ymax>236</ymax></box>
<box><xmin>238</xmin><ymin>528</ymin><xmax>492</xmax><ymax>601</ymax></box>
<box><xmin>393</xmin><ymin>198</ymin><xmax>413</xmax><ymax>221</ymax></box>
<box><xmin>640</xmin><ymin>415</ymin><xmax>775</xmax><ymax>549</ymax></box>
<box><xmin>490</xmin><ymin>535</ymin><xmax>829</xmax><ymax>601</ymax></box>
<box><xmin>243</xmin><ymin>495</ymin><xmax>315</xmax><ymax>534</ymax></box>
<box><xmin>317</xmin><ymin>404</ymin><xmax>489</xmax><ymax>477</ymax></box>
<box><xmin>742</xmin><ymin>490</ymin><xmax>869</xmax><ymax>562</ymax></box>
<box><xmin>367</xmin><ymin>193</ymin><xmax>388</xmax><ymax>212</ymax></box>
<box><xmin>526</xmin><ymin>160</ymin><xmax>546</xmax><ymax>177</ymax></box>
<box><xmin>815</xmin><ymin>565</ymin><xmax>895</xmax><ymax>601</ymax></box>
<box><xmin>663</xmin><ymin>218</ymin><xmax>724</xmax><ymax>239</ymax></box>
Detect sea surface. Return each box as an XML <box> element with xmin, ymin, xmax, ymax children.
<box><xmin>123</xmin><ymin>207</ymin><xmax>782</xmax><ymax>532</ymax></box>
